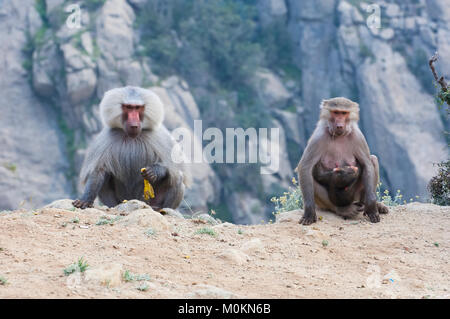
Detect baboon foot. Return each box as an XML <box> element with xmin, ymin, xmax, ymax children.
<box><xmin>72</xmin><ymin>199</ymin><xmax>93</xmax><ymax>209</ymax></box>
<box><xmin>299</xmin><ymin>213</ymin><xmax>317</xmax><ymax>225</ymax></box>
<box><xmin>377</xmin><ymin>202</ymin><xmax>389</xmax><ymax>214</ymax></box>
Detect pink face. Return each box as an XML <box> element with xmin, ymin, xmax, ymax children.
<box><xmin>122</xmin><ymin>104</ymin><xmax>145</xmax><ymax>138</ymax></box>
<box><xmin>329</xmin><ymin>110</ymin><xmax>350</xmax><ymax>136</ymax></box>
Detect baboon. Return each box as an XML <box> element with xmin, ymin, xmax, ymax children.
<box><xmin>296</xmin><ymin>97</ymin><xmax>388</xmax><ymax>225</ymax></box>
<box><xmin>73</xmin><ymin>86</ymin><xmax>191</xmax><ymax>210</ymax></box>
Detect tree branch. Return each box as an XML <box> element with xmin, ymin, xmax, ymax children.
<box><xmin>429</xmin><ymin>52</ymin><xmax>448</xmax><ymax>92</ymax></box>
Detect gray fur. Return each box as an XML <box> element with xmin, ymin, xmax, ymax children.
<box><xmin>75</xmin><ymin>86</ymin><xmax>191</xmax><ymax>210</ymax></box>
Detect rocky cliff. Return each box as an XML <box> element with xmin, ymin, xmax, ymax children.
<box><xmin>0</xmin><ymin>0</ymin><xmax>448</xmax><ymax>223</ymax></box>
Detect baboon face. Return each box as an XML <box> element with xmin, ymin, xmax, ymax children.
<box><xmin>122</xmin><ymin>104</ymin><xmax>145</xmax><ymax>138</ymax></box>
<box><xmin>329</xmin><ymin>110</ymin><xmax>350</xmax><ymax>136</ymax></box>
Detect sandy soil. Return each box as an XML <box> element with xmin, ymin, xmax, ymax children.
<box><xmin>0</xmin><ymin>201</ymin><xmax>448</xmax><ymax>299</ymax></box>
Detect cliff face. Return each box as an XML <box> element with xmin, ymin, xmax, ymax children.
<box><xmin>0</xmin><ymin>0</ymin><xmax>447</xmax><ymax>223</ymax></box>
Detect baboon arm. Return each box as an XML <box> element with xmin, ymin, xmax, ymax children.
<box><xmin>78</xmin><ymin>168</ymin><xmax>108</xmax><ymax>207</ymax></box>
<box><xmin>162</xmin><ymin>176</ymin><xmax>185</xmax><ymax>209</ymax></box>
<box><xmin>353</xmin><ymin>133</ymin><xmax>379</xmax><ymax>222</ymax></box>
<box><xmin>297</xmin><ymin>138</ymin><xmax>322</xmax><ymax>224</ymax></box>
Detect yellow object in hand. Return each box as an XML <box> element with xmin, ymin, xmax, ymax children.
<box><xmin>141</xmin><ymin>168</ymin><xmax>155</xmax><ymax>200</ymax></box>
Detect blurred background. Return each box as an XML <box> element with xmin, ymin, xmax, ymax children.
<box><xmin>0</xmin><ymin>0</ymin><xmax>448</xmax><ymax>224</ymax></box>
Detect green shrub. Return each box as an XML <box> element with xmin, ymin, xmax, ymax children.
<box><xmin>271</xmin><ymin>177</ymin><xmax>303</xmax><ymax>215</ymax></box>
<box><xmin>195</xmin><ymin>227</ymin><xmax>217</xmax><ymax>237</ymax></box>
<box><xmin>63</xmin><ymin>257</ymin><xmax>89</xmax><ymax>275</ymax></box>
<box><xmin>428</xmin><ymin>160</ymin><xmax>450</xmax><ymax>206</ymax></box>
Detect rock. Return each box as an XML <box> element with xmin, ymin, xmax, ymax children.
<box><xmin>61</xmin><ymin>39</ymin><xmax>96</xmax><ymax>72</ymax></box>
<box><xmin>436</xmin><ymin>29</ymin><xmax>450</xmax><ymax>78</ymax></box>
<box><xmin>288</xmin><ymin>0</ymin><xmax>335</xmax><ymax>20</ymax></box>
<box><xmin>379</xmin><ymin>28</ymin><xmax>395</xmax><ymax>41</ymax></box>
<box><xmin>228</xmin><ymin>193</ymin><xmax>265</xmax><ymax>225</ymax></box>
<box><xmin>241</xmin><ymin>238</ymin><xmax>265</xmax><ymax>254</ymax></box>
<box><xmin>272</xmin><ymin>109</ymin><xmax>305</xmax><ymax>151</ymax></box>
<box><xmin>96</xmin><ymin>0</ymin><xmax>135</xmax><ymax>61</ymax></box>
<box><xmin>66</xmin><ymin>68</ymin><xmax>97</xmax><ymax>105</ymax></box>
<box><xmin>356</xmin><ymin>40</ymin><xmax>448</xmax><ymax>198</ymax></box>
<box><xmin>337</xmin><ymin>1</ymin><xmax>364</xmax><ymax>26</ymax></box>
<box><xmin>186</xmin><ymin>284</ymin><xmax>236</xmax><ymax>299</ymax></box>
<box><xmin>150</xmin><ymin>77</ymin><xmax>220</xmax><ymax>213</ymax></box>
<box><xmin>119</xmin><ymin>209</ymin><xmax>172</xmax><ymax>231</ymax></box>
<box><xmin>151</xmin><ymin>76</ymin><xmax>200</xmax><ymax>130</ymax></box>
<box><xmin>44</xmin><ymin>199</ymin><xmax>76</xmax><ymax>210</ymax></box>
<box><xmin>252</xmin><ymin>69</ymin><xmax>292</xmax><ymax>108</ymax></box>
<box><xmin>426</xmin><ymin>0</ymin><xmax>450</xmax><ymax>22</ymax></box>
<box><xmin>82</xmin><ymin>207</ymin><xmax>106</xmax><ymax>215</ymax></box>
<box><xmin>26</xmin><ymin>4</ymin><xmax>43</xmax><ymax>36</ymax></box>
<box><xmin>275</xmin><ymin>210</ymin><xmax>302</xmax><ymax>223</ymax></box>
<box><xmin>160</xmin><ymin>208</ymin><xmax>185</xmax><ymax>219</ymax></box>
<box><xmin>213</xmin><ymin>222</ymin><xmax>235</xmax><ymax>229</ymax></box>
<box><xmin>302</xmin><ymin>227</ymin><xmax>327</xmax><ymax>241</ymax></box>
<box><xmin>46</xmin><ymin>0</ymin><xmax>65</xmax><ymax>14</ymax></box>
<box><xmin>84</xmin><ymin>263</ymin><xmax>123</xmax><ymax>287</ymax></box>
<box><xmin>127</xmin><ymin>0</ymin><xmax>148</xmax><ymax>9</ymax></box>
<box><xmin>258</xmin><ymin>0</ymin><xmax>287</xmax><ymax>25</ymax></box>
<box><xmin>114</xmin><ymin>200</ymin><xmax>151</xmax><ymax>214</ymax></box>
<box><xmin>385</xmin><ymin>3</ymin><xmax>401</xmax><ymax>18</ymax></box>
<box><xmin>192</xmin><ymin>213</ymin><xmax>220</xmax><ymax>225</ymax></box>
<box><xmin>32</xmin><ymin>36</ymin><xmax>61</xmax><ymax>98</ymax></box>
<box><xmin>0</xmin><ymin>0</ymin><xmax>72</xmax><ymax>210</ymax></box>
<box><xmin>217</xmin><ymin>249</ymin><xmax>250</xmax><ymax>265</ymax></box>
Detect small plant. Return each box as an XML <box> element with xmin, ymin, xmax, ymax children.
<box><xmin>123</xmin><ymin>270</ymin><xmax>134</xmax><ymax>282</ymax></box>
<box><xmin>136</xmin><ymin>283</ymin><xmax>149</xmax><ymax>291</ymax></box>
<box><xmin>0</xmin><ymin>275</ymin><xmax>7</xmax><ymax>285</ymax></box>
<box><xmin>428</xmin><ymin>160</ymin><xmax>450</xmax><ymax>206</ymax></box>
<box><xmin>71</xmin><ymin>217</ymin><xmax>80</xmax><ymax>224</ymax></box>
<box><xmin>3</xmin><ymin>163</ymin><xmax>17</xmax><ymax>173</ymax></box>
<box><xmin>63</xmin><ymin>257</ymin><xmax>89</xmax><ymax>276</ymax></box>
<box><xmin>237</xmin><ymin>229</ymin><xmax>243</xmax><ymax>235</ymax></box>
<box><xmin>77</xmin><ymin>257</ymin><xmax>89</xmax><ymax>273</ymax></box>
<box><xmin>271</xmin><ymin>177</ymin><xmax>303</xmax><ymax>215</ymax></box>
<box><xmin>96</xmin><ymin>216</ymin><xmax>121</xmax><ymax>226</ymax></box>
<box><xmin>144</xmin><ymin>228</ymin><xmax>155</xmax><ymax>236</ymax></box>
<box><xmin>195</xmin><ymin>227</ymin><xmax>217</xmax><ymax>237</ymax></box>
<box><xmin>123</xmin><ymin>270</ymin><xmax>151</xmax><ymax>282</ymax></box>
<box><xmin>63</xmin><ymin>264</ymin><xmax>78</xmax><ymax>276</ymax></box>
<box><xmin>322</xmin><ymin>240</ymin><xmax>329</xmax><ymax>247</ymax></box>
<box><xmin>376</xmin><ymin>183</ymin><xmax>406</xmax><ymax>206</ymax></box>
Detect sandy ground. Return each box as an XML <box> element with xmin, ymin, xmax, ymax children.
<box><xmin>0</xmin><ymin>200</ymin><xmax>448</xmax><ymax>299</ymax></box>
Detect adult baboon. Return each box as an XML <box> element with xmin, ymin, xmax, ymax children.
<box><xmin>296</xmin><ymin>97</ymin><xmax>388</xmax><ymax>225</ymax></box>
<box><xmin>73</xmin><ymin>86</ymin><xmax>191</xmax><ymax>210</ymax></box>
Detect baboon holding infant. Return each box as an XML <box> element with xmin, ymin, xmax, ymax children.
<box><xmin>73</xmin><ymin>87</ymin><xmax>385</xmax><ymax>225</ymax></box>
<box><xmin>296</xmin><ymin>97</ymin><xmax>389</xmax><ymax>225</ymax></box>
<box><xmin>73</xmin><ymin>86</ymin><xmax>191</xmax><ymax>210</ymax></box>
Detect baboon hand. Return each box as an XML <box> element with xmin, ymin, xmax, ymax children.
<box><xmin>141</xmin><ymin>165</ymin><xmax>158</xmax><ymax>184</ymax></box>
<box><xmin>299</xmin><ymin>207</ymin><xmax>317</xmax><ymax>225</ymax></box>
<box><xmin>73</xmin><ymin>199</ymin><xmax>93</xmax><ymax>209</ymax></box>
<box><xmin>141</xmin><ymin>165</ymin><xmax>163</xmax><ymax>183</ymax></box>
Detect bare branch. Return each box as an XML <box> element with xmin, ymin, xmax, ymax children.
<box><xmin>429</xmin><ymin>52</ymin><xmax>448</xmax><ymax>91</ymax></box>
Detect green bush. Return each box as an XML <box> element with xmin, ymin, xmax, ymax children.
<box><xmin>271</xmin><ymin>177</ymin><xmax>303</xmax><ymax>215</ymax></box>
<box><xmin>428</xmin><ymin>160</ymin><xmax>450</xmax><ymax>206</ymax></box>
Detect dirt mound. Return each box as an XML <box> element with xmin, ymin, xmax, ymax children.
<box><xmin>0</xmin><ymin>201</ymin><xmax>448</xmax><ymax>298</ymax></box>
